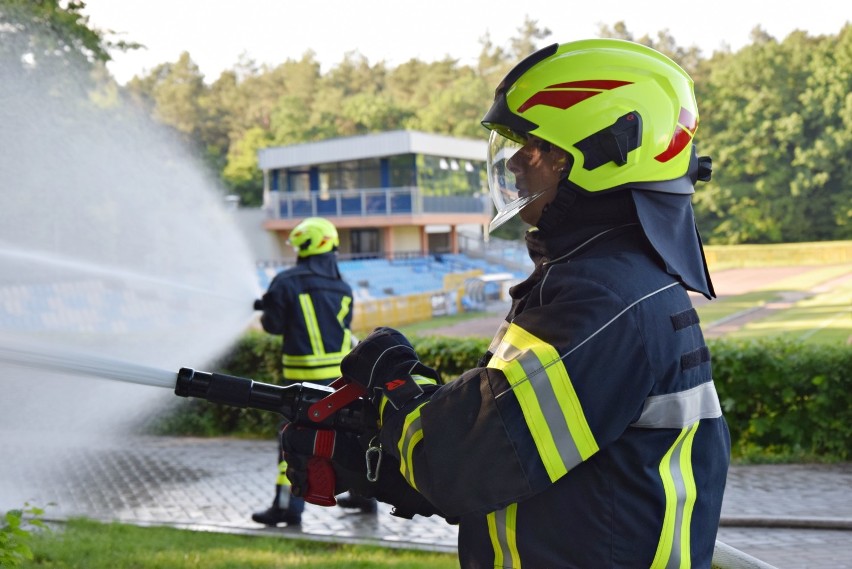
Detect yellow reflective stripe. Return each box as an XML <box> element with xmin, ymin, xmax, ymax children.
<box><xmin>651</xmin><ymin>422</ymin><xmax>700</xmax><ymax>569</ymax></box>
<box><xmin>379</xmin><ymin>375</ymin><xmax>438</xmax><ymax>425</ymax></box>
<box><xmin>283</xmin><ymin>351</ymin><xmax>349</xmax><ymax>366</ymax></box>
<box><xmin>340</xmin><ymin>329</ymin><xmax>352</xmax><ymax>352</ymax></box>
<box><xmin>337</xmin><ymin>296</ymin><xmax>352</xmax><ymax>351</ymax></box>
<box><xmin>337</xmin><ymin>296</ymin><xmax>351</xmax><ymax>323</ymax></box>
<box><xmin>396</xmin><ymin>400</ymin><xmax>428</xmax><ymax>479</ymax></box>
<box><xmin>283</xmin><ymin>365</ymin><xmax>342</xmax><ymax>381</ymax></box>
<box><xmin>298</xmin><ymin>293</ymin><xmax>325</xmax><ymax>355</ymax></box>
<box><xmin>337</xmin><ymin>295</ymin><xmax>351</xmax><ymax>321</ymax></box>
<box><xmin>487</xmin><ymin>503</ymin><xmax>520</xmax><ymax>568</ymax></box>
<box><xmin>488</xmin><ymin>323</ymin><xmax>598</xmax><ymax>481</ymax></box>
<box><xmin>379</xmin><ymin>395</ymin><xmax>389</xmax><ymax>425</ymax></box>
<box><xmin>276</xmin><ymin>459</ymin><xmax>288</xmax><ymax>485</ymax></box>
<box><xmin>396</xmin><ymin>401</ymin><xmax>428</xmax><ymax>489</ymax></box>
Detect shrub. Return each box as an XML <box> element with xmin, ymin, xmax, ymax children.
<box><xmin>147</xmin><ymin>332</ymin><xmax>851</xmax><ymax>461</ymax></box>
<box><xmin>0</xmin><ymin>504</ymin><xmax>46</xmax><ymax>567</ymax></box>
<box><xmin>710</xmin><ymin>338</ymin><xmax>851</xmax><ymax>460</ymax></box>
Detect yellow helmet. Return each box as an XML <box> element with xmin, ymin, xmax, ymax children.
<box><xmin>288</xmin><ymin>217</ymin><xmax>339</xmax><ymax>257</ymax></box>
<box><xmin>482</xmin><ymin>39</ymin><xmax>706</xmax><ymax>230</ymax></box>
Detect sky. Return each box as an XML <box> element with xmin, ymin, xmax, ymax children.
<box><xmin>81</xmin><ymin>0</ymin><xmax>850</xmax><ymax>85</ymax></box>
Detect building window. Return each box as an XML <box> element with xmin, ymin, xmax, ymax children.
<box><xmin>317</xmin><ymin>159</ymin><xmax>383</xmax><ymax>191</ymax></box>
<box><xmin>286</xmin><ymin>170</ymin><xmax>310</xmax><ymax>193</ymax></box>
<box><xmin>351</xmin><ymin>229</ymin><xmax>380</xmax><ymax>257</ymax></box>
<box><xmin>389</xmin><ymin>154</ymin><xmax>416</xmax><ymax>187</ymax></box>
<box><xmin>417</xmin><ymin>155</ymin><xmax>486</xmax><ymax>196</ymax></box>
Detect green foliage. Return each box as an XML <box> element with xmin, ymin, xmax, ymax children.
<box><xmin>146</xmin><ymin>331</ymin><xmax>284</xmax><ymax>437</ymax></box>
<box><xmin>1</xmin><ymin>504</ymin><xmax>47</xmax><ymax>568</ymax></box>
<box><xmin>222</xmin><ymin>126</ymin><xmax>270</xmax><ymax>206</ymax></box>
<box><xmin>710</xmin><ymin>337</ymin><xmax>851</xmax><ymax>459</ymax></box>
<box><xmin>6</xmin><ymin>7</ymin><xmax>851</xmax><ymax>244</ymax></box>
<box><xmin>21</xmin><ymin>518</ymin><xmax>457</xmax><ymax>569</ymax></box>
<box><xmin>409</xmin><ymin>334</ymin><xmax>490</xmax><ymax>380</ymax></box>
<box><xmin>0</xmin><ymin>0</ymin><xmax>112</xmax><ymax>68</ymax></box>
<box><xmin>694</xmin><ymin>24</ymin><xmax>852</xmax><ymax>243</ymax></box>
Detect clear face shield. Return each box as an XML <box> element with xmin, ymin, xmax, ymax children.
<box><xmin>486</xmin><ymin>129</ymin><xmax>561</xmax><ymax>232</ymax></box>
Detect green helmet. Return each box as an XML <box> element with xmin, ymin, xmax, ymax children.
<box><xmin>288</xmin><ymin>217</ymin><xmax>339</xmax><ymax>257</ymax></box>
<box><xmin>481</xmin><ymin>39</ymin><xmax>704</xmax><ymax>230</ymax></box>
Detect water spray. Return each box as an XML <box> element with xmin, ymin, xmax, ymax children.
<box><xmin>0</xmin><ymin>342</ymin><xmax>177</xmax><ymax>389</ymax></box>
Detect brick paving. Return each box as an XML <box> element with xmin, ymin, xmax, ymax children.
<box><xmin>1</xmin><ymin>431</ymin><xmax>850</xmax><ymax>567</ymax></box>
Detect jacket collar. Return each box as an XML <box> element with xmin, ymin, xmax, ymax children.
<box><xmin>296</xmin><ymin>252</ymin><xmax>342</xmax><ymax>279</ymax></box>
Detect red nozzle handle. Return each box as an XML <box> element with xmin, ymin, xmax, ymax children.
<box><xmin>307</xmin><ymin>378</ymin><xmax>368</xmax><ymax>423</ymax></box>
<box><xmin>304</xmin><ymin>457</ymin><xmax>337</xmax><ymax>506</ymax></box>
<box><xmin>303</xmin><ymin>429</ymin><xmax>337</xmax><ymax>507</ymax></box>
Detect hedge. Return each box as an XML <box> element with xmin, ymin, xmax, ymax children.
<box><xmin>148</xmin><ymin>331</ymin><xmax>851</xmax><ymax>461</ymax></box>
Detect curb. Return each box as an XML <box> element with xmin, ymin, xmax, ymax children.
<box><xmin>720</xmin><ymin>515</ymin><xmax>852</xmax><ymax>530</ymax></box>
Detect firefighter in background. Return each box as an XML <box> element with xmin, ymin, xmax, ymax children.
<box><xmin>281</xmin><ymin>38</ymin><xmax>731</xmax><ymax>567</ymax></box>
<box><xmin>251</xmin><ymin>216</ymin><xmax>376</xmax><ymax>526</ymax></box>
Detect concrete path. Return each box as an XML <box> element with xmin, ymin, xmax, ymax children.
<box><xmin>1</xmin><ymin>432</ymin><xmax>850</xmax><ymax>568</ymax></box>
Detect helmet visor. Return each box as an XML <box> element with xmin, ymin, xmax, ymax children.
<box><xmin>486</xmin><ymin>130</ymin><xmax>551</xmax><ymax>232</ymax></box>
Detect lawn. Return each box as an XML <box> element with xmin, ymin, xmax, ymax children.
<box><xmin>698</xmin><ymin>264</ymin><xmax>852</xmax><ymax>344</ymax></box>
<box><xmin>20</xmin><ymin>518</ymin><xmax>458</xmax><ymax>569</ymax></box>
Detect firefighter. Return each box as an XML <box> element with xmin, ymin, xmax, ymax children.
<box><xmin>282</xmin><ymin>39</ymin><xmax>731</xmax><ymax>567</ymax></box>
<box><xmin>251</xmin><ymin>216</ymin><xmax>375</xmax><ymax>526</ymax></box>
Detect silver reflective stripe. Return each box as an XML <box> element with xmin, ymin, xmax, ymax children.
<box><xmin>488</xmin><ymin>320</ymin><xmax>510</xmax><ymax>354</ymax></box>
<box><xmin>501</xmin><ymin>343</ymin><xmax>585</xmax><ymax>472</ymax></box>
<box><xmin>663</xmin><ymin>426</ymin><xmax>692</xmax><ymax>569</ymax></box>
<box><xmin>491</xmin><ymin>508</ymin><xmax>513</xmax><ymax>567</ymax></box>
<box><xmin>632</xmin><ymin>382</ymin><xmax>722</xmax><ymax>429</ymax></box>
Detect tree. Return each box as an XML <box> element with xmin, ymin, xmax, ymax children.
<box><xmin>0</xmin><ymin>0</ymin><xmax>138</xmax><ymax>94</ymax></box>
<box><xmin>1</xmin><ymin>0</ymin><xmax>114</xmax><ymax>71</ymax></box>
<box><xmin>695</xmin><ymin>26</ymin><xmax>851</xmax><ymax>243</ymax></box>
<box><xmin>409</xmin><ymin>72</ymin><xmax>491</xmax><ymax>138</ymax></box>
<box><xmin>222</xmin><ymin>126</ymin><xmax>270</xmax><ymax>206</ymax></box>
<box><xmin>510</xmin><ymin>15</ymin><xmax>551</xmax><ymax>60</ymax></box>
<box><xmin>123</xmin><ymin>52</ymin><xmax>209</xmax><ymax>164</ymax></box>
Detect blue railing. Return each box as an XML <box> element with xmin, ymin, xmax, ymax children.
<box><xmin>266</xmin><ymin>187</ymin><xmax>490</xmax><ymax>219</ymax></box>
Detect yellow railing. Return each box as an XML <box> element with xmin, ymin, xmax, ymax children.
<box><xmin>351</xmin><ymin>269</ymin><xmax>485</xmax><ymax>334</ymax></box>
<box><xmin>352</xmin><ymin>292</ymin><xmax>435</xmax><ymax>334</ymax></box>
<box><xmin>704</xmin><ymin>240</ymin><xmax>852</xmax><ymax>270</ymax></box>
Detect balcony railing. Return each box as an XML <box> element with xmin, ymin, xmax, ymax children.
<box><xmin>265</xmin><ymin>187</ymin><xmax>491</xmax><ymax>219</ymax></box>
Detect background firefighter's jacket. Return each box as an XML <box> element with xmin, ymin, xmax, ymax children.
<box><xmin>258</xmin><ymin>252</ymin><xmax>353</xmax><ymax>382</ymax></box>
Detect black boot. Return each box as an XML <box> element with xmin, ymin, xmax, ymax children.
<box><xmin>251</xmin><ymin>502</ymin><xmax>301</xmax><ymax>526</ymax></box>
<box><xmin>336</xmin><ymin>492</ymin><xmax>378</xmax><ymax>514</ymax></box>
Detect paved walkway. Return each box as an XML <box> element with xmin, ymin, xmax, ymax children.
<box><xmin>1</xmin><ymin>431</ymin><xmax>850</xmax><ymax>568</ymax></box>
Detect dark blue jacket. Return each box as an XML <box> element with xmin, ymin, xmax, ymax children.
<box><xmin>380</xmin><ymin>223</ymin><xmax>730</xmax><ymax>568</ymax></box>
<box><xmin>260</xmin><ymin>253</ymin><xmax>353</xmax><ymax>382</ymax></box>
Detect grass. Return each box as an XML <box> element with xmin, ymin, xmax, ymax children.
<box><xmin>697</xmin><ymin>264</ymin><xmax>852</xmax><ymax>344</ymax></box>
<box><xmin>695</xmin><ymin>291</ymin><xmax>780</xmax><ymax>325</ymax></box>
<box><xmin>727</xmin><ymin>276</ymin><xmax>852</xmax><ymax>344</ymax></box>
<box><xmin>21</xmin><ymin>518</ymin><xmax>458</xmax><ymax>569</ymax></box>
<box><xmin>396</xmin><ymin>310</ymin><xmax>493</xmax><ymax>335</ymax></box>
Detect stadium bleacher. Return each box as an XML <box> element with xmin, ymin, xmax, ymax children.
<box><xmin>256</xmin><ymin>254</ymin><xmax>526</xmax><ymax>301</ymax></box>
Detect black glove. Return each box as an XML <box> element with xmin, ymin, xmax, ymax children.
<box><xmin>281</xmin><ymin>424</ymin><xmax>442</xmax><ymax>519</ymax></box>
<box><xmin>340</xmin><ymin>327</ymin><xmax>440</xmax><ymax>409</ymax></box>
<box><xmin>253</xmin><ymin>298</ymin><xmax>264</xmax><ymax>310</ymax></box>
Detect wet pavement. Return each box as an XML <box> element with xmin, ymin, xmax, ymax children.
<box><xmin>1</xmin><ymin>431</ymin><xmax>850</xmax><ymax>568</ymax></box>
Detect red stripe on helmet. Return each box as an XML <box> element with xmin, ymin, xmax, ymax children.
<box><xmin>518</xmin><ymin>90</ymin><xmax>600</xmax><ymax>113</ymax></box>
<box><xmin>517</xmin><ymin>80</ymin><xmax>633</xmax><ymax>113</ymax></box>
<box><xmin>546</xmin><ymin>80</ymin><xmax>633</xmax><ymax>90</ymax></box>
<box><xmin>654</xmin><ymin>107</ymin><xmax>698</xmax><ymax>163</ymax></box>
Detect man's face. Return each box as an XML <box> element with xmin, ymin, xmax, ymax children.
<box><xmin>506</xmin><ymin>135</ymin><xmax>569</xmax><ymax>226</ymax></box>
